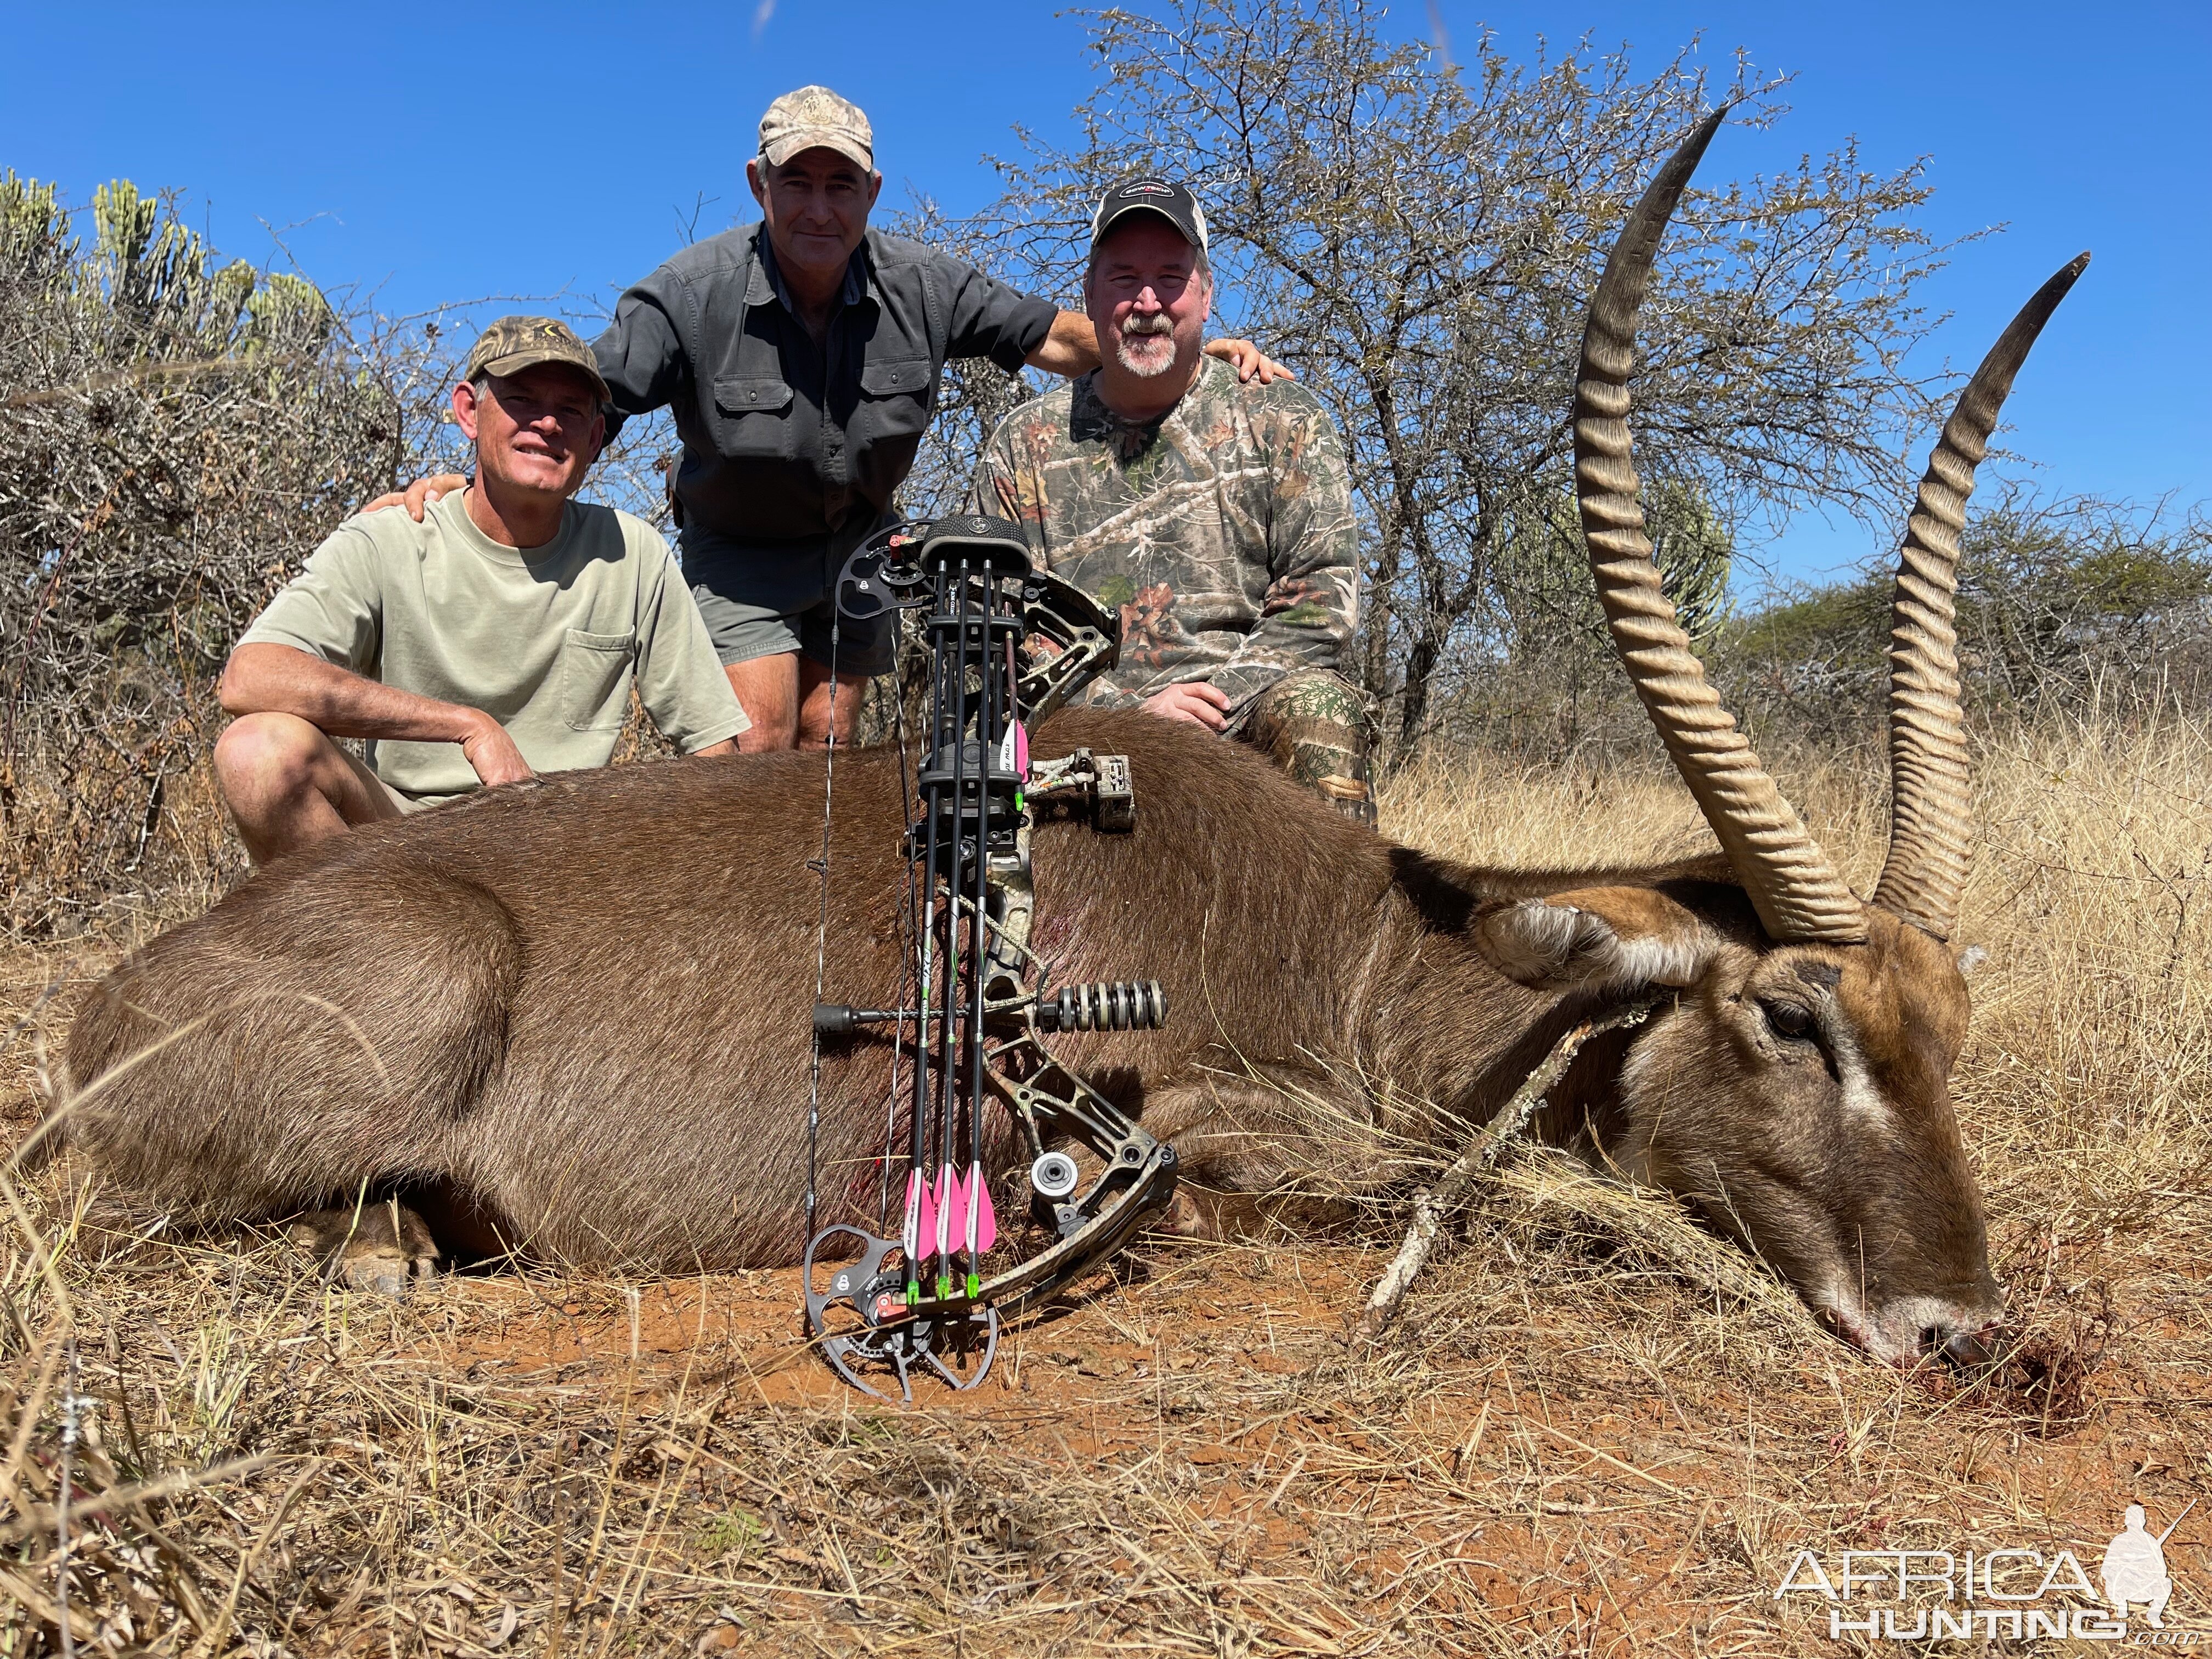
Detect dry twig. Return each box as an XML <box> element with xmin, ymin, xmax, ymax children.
<box><xmin>1356</xmin><ymin>998</ymin><xmax>1658</xmax><ymax>1340</ymax></box>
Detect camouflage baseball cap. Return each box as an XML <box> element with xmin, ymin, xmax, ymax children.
<box><xmin>759</xmin><ymin>84</ymin><xmax>874</xmax><ymax>170</ymax></box>
<box><xmin>463</xmin><ymin>316</ymin><xmax>610</xmax><ymax>403</ymax></box>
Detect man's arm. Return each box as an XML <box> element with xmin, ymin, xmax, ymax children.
<box><xmin>592</xmin><ymin>267</ymin><xmax>691</xmax><ymax>445</ymax></box>
<box><xmin>219</xmin><ymin>644</ymin><xmax>533</xmax><ymax>786</ymax></box>
<box><xmin>1207</xmin><ymin>400</ymin><xmax>1361</xmax><ymax>709</ymax></box>
<box><xmin>630</xmin><ymin>544</ymin><xmax>753</xmax><ymax>755</ymax></box>
<box><xmin>969</xmin><ymin>416</ymin><xmax>1209</xmax><ymax>726</ymax></box>
<box><xmin>1023</xmin><ymin>310</ymin><xmax>1291</xmax><ymax>384</ymax></box>
<box><xmin>966</xmin><ymin>420</ymin><xmax>1036</xmax><ymax>540</ymax></box>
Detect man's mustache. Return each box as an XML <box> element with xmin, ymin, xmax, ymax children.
<box><xmin>1119</xmin><ymin>313</ymin><xmax>1175</xmax><ymax>337</ymax></box>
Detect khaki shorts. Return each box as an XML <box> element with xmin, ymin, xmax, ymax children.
<box><xmin>339</xmin><ymin>746</ymin><xmax>448</xmax><ymax>819</ymax></box>
<box><xmin>689</xmin><ymin>589</ymin><xmax>897</xmax><ymax>678</ymax></box>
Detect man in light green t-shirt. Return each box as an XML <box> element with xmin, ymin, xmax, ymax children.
<box><xmin>217</xmin><ymin>316</ymin><xmax>748</xmax><ymax>865</ymax></box>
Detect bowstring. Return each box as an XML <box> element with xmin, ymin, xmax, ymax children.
<box><xmin>801</xmin><ymin>519</ymin><xmax>924</xmax><ymax>1249</ymax></box>
<box><xmin>804</xmin><ymin>574</ymin><xmax>844</xmax><ymax>1255</ymax></box>
<box><xmin>881</xmin><ymin>614</ymin><xmax>923</xmax><ymax>1233</ymax></box>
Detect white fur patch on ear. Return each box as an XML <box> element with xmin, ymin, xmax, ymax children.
<box><xmin>1478</xmin><ymin>900</ymin><xmax>1708</xmax><ymax>993</ymax></box>
<box><xmin>1957</xmin><ymin>944</ymin><xmax>1989</xmax><ymax>977</ymax></box>
<box><xmin>1478</xmin><ymin>900</ymin><xmax>1592</xmax><ymax>987</ymax></box>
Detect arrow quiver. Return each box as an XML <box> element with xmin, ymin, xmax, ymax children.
<box><xmin>801</xmin><ymin>515</ymin><xmax>1179</xmax><ymax>1401</ymax></box>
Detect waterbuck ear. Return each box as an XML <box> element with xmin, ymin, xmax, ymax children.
<box><xmin>1474</xmin><ymin>887</ymin><xmax>1716</xmax><ymax>994</ymax></box>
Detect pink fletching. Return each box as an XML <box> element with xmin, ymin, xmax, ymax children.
<box><xmin>910</xmin><ymin>1170</ymin><xmax>935</xmax><ymax>1260</ymax></box>
<box><xmin>933</xmin><ymin>1165</ymin><xmax>963</xmax><ymax>1259</ymax></box>
<box><xmin>1015</xmin><ymin>721</ymin><xmax>1030</xmax><ymax>778</ymax></box>
<box><xmin>966</xmin><ymin>1161</ymin><xmax>997</xmax><ymax>1254</ymax></box>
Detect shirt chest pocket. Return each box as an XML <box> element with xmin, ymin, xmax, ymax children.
<box><xmin>557</xmin><ymin>627</ymin><xmax>636</xmax><ymax>732</ymax></box>
<box><xmin>848</xmin><ymin>359</ymin><xmax>934</xmax><ymax>450</ymax></box>
<box><xmin>710</xmin><ymin>375</ymin><xmax>795</xmax><ymax>460</ymax></box>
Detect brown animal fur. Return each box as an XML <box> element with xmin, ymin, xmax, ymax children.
<box><xmin>57</xmin><ymin>709</ymin><xmax>1995</xmax><ymax>1360</ymax></box>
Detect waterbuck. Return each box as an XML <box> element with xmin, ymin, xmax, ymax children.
<box><xmin>55</xmin><ymin>115</ymin><xmax>2078</xmax><ymax>1367</ymax></box>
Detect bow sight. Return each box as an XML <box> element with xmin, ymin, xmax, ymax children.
<box><xmin>801</xmin><ymin>516</ymin><xmax>1180</xmax><ymax>1401</ymax></box>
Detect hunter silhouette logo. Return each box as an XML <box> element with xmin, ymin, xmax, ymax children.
<box><xmin>2103</xmin><ymin>1499</ymin><xmax>2192</xmax><ymax>1629</ymax></box>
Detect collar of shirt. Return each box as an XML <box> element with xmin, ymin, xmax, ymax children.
<box><xmin>748</xmin><ymin>225</ymin><xmax>872</xmax><ymax>319</ymax></box>
<box><xmin>1070</xmin><ymin>357</ymin><xmax>1224</xmax><ymax>458</ymax></box>
<box><xmin>439</xmin><ymin>487</ymin><xmax>582</xmax><ymax>572</ymax></box>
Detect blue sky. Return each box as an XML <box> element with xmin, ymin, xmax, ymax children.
<box><xmin>3</xmin><ymin>1</ymin><xmax>2204</xmax><ymax>587</ymax></box>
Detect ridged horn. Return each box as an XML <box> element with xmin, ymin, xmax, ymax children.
<box><xmin>1871</xmin><ymin>253</ymin><xmax>2090</xmax><ymax>940</ymax></box>
<box><xmin>1572</xmin><ymin>108</ymin><xmax>1867</xmax><ymax>944</ymax></box>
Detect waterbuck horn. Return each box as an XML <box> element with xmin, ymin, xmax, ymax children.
<box><xmin>1871</xmin><ymin>253</ymin><xmax>2091</xmax><ymax>940</ymax></box>
<box><xmin>1572</xmin><ymin>108</ymin><xmax>1867</xmax><ymax>944</ymax></box>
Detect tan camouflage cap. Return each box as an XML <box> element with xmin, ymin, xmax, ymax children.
<box><xmin>464</xmin><ymin>316</ymin><xmax>610</xmax><ymax>403</ymax></box>
<box><xmin>758</xmin><ymin>84</ymin><xmax>874</xmax><ymax>170</ymax></box>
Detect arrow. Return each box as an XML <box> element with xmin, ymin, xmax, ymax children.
<box><xmin>932</xmin><ymin>1161</ymin><xmax>963</xmax><ymax>1291</ymax></box>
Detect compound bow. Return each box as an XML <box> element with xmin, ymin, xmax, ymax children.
<box><xmin>800</xmin><ymin>514</ymin><xmax>1180</xmax><ymax>1400</ymax></box>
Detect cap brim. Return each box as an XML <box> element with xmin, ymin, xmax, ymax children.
<box><xmin>760</xmin><ymin>131</ymin><xmax>874</xmax><ymax>170</ymax></box>
<box><xmin>477</xmin><ymin>351</ymin><xmax>611</xmax><ymax>404</ymax></box>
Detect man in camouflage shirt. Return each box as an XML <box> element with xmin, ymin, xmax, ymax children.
<box><xmin>972</xmin><ymin>178</ymin><xmax>1373</xmax><ymax>823</ymax></box>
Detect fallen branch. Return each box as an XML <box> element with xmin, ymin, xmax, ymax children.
<box><xmin>1355</xmin><ymin>998</ymin><xmax>1658</xmax><ymax>1341</ymax></box>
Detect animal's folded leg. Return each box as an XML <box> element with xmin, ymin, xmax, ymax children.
<box><xmin>290</xmin><ymin>1200</ymin><xmax>440</xmax><ymax>1298</ymax></box>
<box><xmin>1135</xmin><ymin>1074</ymin><xmax>1378</xmax><ymax>1243</ymax></box>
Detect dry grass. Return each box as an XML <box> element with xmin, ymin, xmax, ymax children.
<box><xmin>2</xmin><ymin>704</ymin><xmax>2209</xmax><ymax>1655</ymax></box>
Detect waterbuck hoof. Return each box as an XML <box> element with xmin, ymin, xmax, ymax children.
<box><xmin>290</xmin><ymin>1203</ymin><xmax>441</xmax><ymax>1299</ymax></box>
<box><xmin>335</xmin><ymin>1247</ymin><xmax>431</xmax><ymax>1299</ymax></box>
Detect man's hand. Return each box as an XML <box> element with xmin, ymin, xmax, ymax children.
<box><xmin>1141</xmin><ymin>680</ymin><xmax>1232</xmax><ymax>731</ymax></box>
<box><xmin>363</xmin><ymin>472</ymin><xmax>470</xmax><ymax>521</ymax></box>
<box><xmin>458</xmin><ymin>714</ymin><xmax>536</xmax><ymax>787</ymax></box>
<box><xmin>1204</xmin><ymin>338</ymin><xmax>1294</xmax><ymax>384</ymax></box>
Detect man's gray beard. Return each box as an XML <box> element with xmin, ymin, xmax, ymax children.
<box><xmin>1114</xmin><ymin>331</ymin><xmax>1181</xmax><ymax>379</ymax></box>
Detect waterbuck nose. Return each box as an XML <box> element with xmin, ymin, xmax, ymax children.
<box><xmin>1922</xmin><ymin>1321</ymin><xmax>1999</xmax><ymax>1370</ymax></box>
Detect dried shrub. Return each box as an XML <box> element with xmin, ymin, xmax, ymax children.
<box><xmin>0</xmin><ymin>176</ymin><xmax>454</xmax><ymax>935</ymax></box>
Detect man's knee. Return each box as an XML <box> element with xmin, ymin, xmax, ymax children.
<box><xmin>725</xmin><ymin>658</ymin><xmax>800</xmax><ymax>750</ymax></box>
<box><xmin>214</xmin><ymin>712</ymin><xmax>331</xmax><ymax>805</ymax></box>
<box><xmin>796</xmin><ymin>667</ymin><xmax>867</xmax><ymax>746</ymax></box>
<box><xmin>1238</xmin><ymin>670</ymin><xmax>1376</xmax><ymax>826</ymax></box>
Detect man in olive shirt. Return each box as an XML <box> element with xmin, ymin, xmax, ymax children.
<box><xmin>217</xmin><ymin>318</ymin><xmax>747</xmax><ymax>865</ymax></box>
<box><xmin>381</xmin><ymin>87</ymin><xmax>1283</xmax><ymax>752</ymax></box>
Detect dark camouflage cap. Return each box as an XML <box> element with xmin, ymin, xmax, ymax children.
<box><xmin>463</xmin><ymin>316</ymin><xmax>610</xmax><ymax>403</ymax></box>
<box><xmin>759</xmin><ymin>84</ymin><xmax>873</xmax><ymax>170</ymax></box>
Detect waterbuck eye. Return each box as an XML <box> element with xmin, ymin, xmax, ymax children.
<box><xmin>1762</xmin><ymin>1000</ymin><xmax>1816</xmax><ymax>1041</ymax></box>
